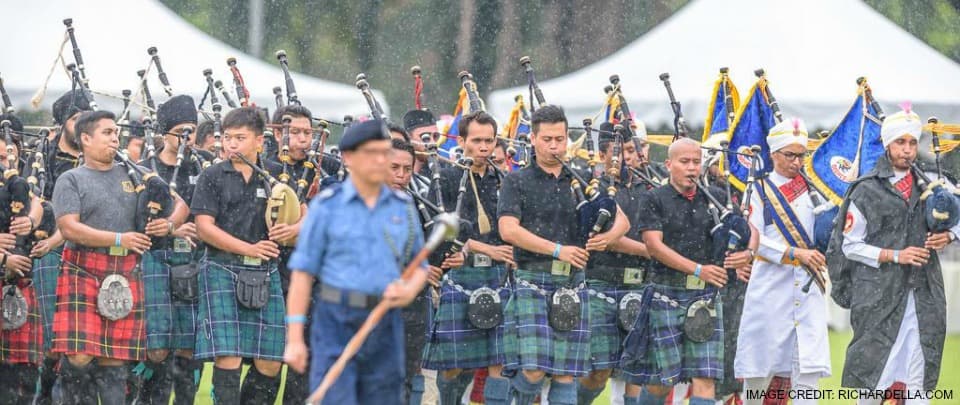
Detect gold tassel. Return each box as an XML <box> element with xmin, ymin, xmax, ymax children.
<box><xmin>469</xmin><ymin>168</ymin><xmax>491</xmax><ymax>235</ymax></box>
<box><xmin>31</xmin><ymin>33</ymin><xmax>70</xmax><ymax>110</ymax></box>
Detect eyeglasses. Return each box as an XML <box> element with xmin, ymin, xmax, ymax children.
<box><xmin>491</xmin><ymin>158</ymin><xmax>505</xmax><ymax>165</ymax></box>
<box><xmin>775</xmin><ymin>151</ymin><xmax>808</xmax><ymax>161</ymax></box>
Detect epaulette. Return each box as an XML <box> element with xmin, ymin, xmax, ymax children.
<box><xmin>316</xmin><ymin>183</ymin><xmax>342</xmax><ymax>201</ymax></box>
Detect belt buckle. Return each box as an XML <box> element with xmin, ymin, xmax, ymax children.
<box><xmin>242</xmin><ymin>256</ymin><xmax>262</xmax><ymax>266</ymax></box>
<box><xmin>348</xmin><ymin>292</ymin><xmax>369</xmax><ymax>308</ymax></box>
<box><xmin>473</xmin><ymin>253</ymin><xmax>493</xmax><ymax>267</ymax></box>
<box><xmin>173</xmin><ymin>238</ymin><xmax>191</xmax><ymax>253</ymax></box>
<box><xmin>550</xmin><ymin>260</ymin><xmax>571</xmax><ymax>277</ymax></box>
<box><xmin>108</xmin><ymin>246</ymin><xmax>129</xmax><ymax>256</ymax></box>
<box><xmin>686</xmin><ymin>275</ymin><xmax>706</xmax><ymax>290</ymax></box>
<box><xmin>623</xmin><ymin>267</ymin><xmax>645</xmax><ymax>285</ymax></box>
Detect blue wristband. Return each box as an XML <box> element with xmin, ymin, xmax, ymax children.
<box><xmin>115</xmin><ymin>233</ymin><xmax>122</xmax><ymax>247</ymax></box>
<box><xmin>285</xmin><ymin>315</ymin><xmax>307</xmax><ymax>324</ymax></box>
<box><xmin>693</xmin><ymin>264</ymin><xmax>703</xmax><ymax>278</ymax></box>
<box><xmin>552</xmin><ymin>243</ymin><xmax>562</xmax><ymax>259</ymax></box>
<box><xmin>788</xmin><ymin>247</ymin><xmax>795</xmax><ymax>261</ymax></box>
<box><xmin>893</xmin><ymin>250</ymin><xmax>900</xmax><ymax>264</ymax></box>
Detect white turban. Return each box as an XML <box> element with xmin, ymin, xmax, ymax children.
<box><xmin>881</xmin><ymin>104</ymin><xmax>922</xmax><ymax>148</ymax></box>
<box><xmin>767</xmin><ymin>118</ymin><xmax>809</xmax><ymax>152</ymax></box>
<box><xmin>631</xmin><ymin>120</ymin><xmax>648</xmax><ymax>141</ymax></box>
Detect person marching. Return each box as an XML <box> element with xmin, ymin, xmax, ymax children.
<box><xmin>620</xmin><ymin>137</ymin><xmax>729</xmax><ymax>405</ymax></box>
<box><xmin>284</xmin><ymin>119</ymin><xmax>431</xmax><ymax>404</ymax></box>
<box><xmin>0</xmin><ymin>113</ymin><xmax>48</xmax><ymax>402</ymax></box>
<box><xmin>577</xmin><ymin>127</ymin><xmax>651</xmax><ymax>405</ymax></box>
<box><xmin>735</xmin><ymin>119</ymin><xmax>831</xmax><ymax>405</ymax></box>
<box><xmin>190</xmin><ymin>106</ymin><xmax>304</xmax><ymax>403</ymax></box>
<box><xmin>51</xmin><ymin>110</ymin><xmax>187</xmax><ymax>404</ymax></box>
<box><xmin>136</xmin><ymin>95</ymin><xmax>211</xmax><ymax>404</ymax></box>
<box><xmin>423</xmin><ymin>111</ymin><xmax>515</xmax><ymax>405</ymax></box>
<box><xmin>829</xmin><ymin>106</ymin><xmax>956</xmax><ymax>404</ymax></box>
<box><xmin>34</xmin><ymin>90</ymin><xmax>91</xmax><ymax>404</ymax></box>
<box><xmin>498</xmin><ymin>105</ymin><xmax>629</xmax><ymax>405</ymax></box>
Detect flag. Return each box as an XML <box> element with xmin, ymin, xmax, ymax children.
<box><xmin>702</xmin><ymin>74</ymin><xmax>741</xmax><ymax>142</ymax></box>
<box><xmin>602</xmin><ymin>91</ymin><xmax>621</xmax><ymax>124</ymax></box>
<box><xmin>726</xmin><ymin>79</ymin><xmax>777</xmax><ymax>191</ymax></box>
<box><xmin>437</xmin><ymin>88</ymin><xmax>467</xmax><ymax>158</ymax></box>
<box><xmin>804</xmin><ymin>90</ymin><xmax>883</xmax><ymax>204</ymax></box>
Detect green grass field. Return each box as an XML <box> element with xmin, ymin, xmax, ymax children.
<box><xmin>190</xmin><ymin>331</ymin><xmax>960</xmax><ymax>404</ymax></box>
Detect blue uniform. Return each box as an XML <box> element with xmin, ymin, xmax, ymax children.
<box><xmin>289</xmin><ymin>178</ymin><xmax>426</xmax><ymax>404</ymax></box>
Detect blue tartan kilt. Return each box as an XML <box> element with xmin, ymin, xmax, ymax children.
<box><xmin>619</xmin><ymin>284</ymin><xmax>724</xmax><ymax>386</ymax></box>
<box><xmin>422</xmin><ymin>265</ymin><xmax>510</xmax><ymax>370</ymax></box>
<box><xmin>194</xmin><ymin>255</ymin><xmax>285</xmax><ymax>361</ymax></box>
<box><xmin>32</xmin><ymin>247</ymin><xmax>63</xmax><ymax>352</ymax></box>
<box><xmin>584</xmin><ymin>279</ymin><xmax>647</xmax><ymax>371</ymax></box>
<box><xmin>142</xmin><ymin>249</ymin><xmax>198</xmax><ymax>350</ymax></box>
<box><xmin>502</xmin><ymin>269</ymin><xmax>591</xmax><ymax>377</ymax></box>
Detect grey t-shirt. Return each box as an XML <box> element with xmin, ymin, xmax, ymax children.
<box><xmin>52</xmin><ymin>163</ymin><xmax>140</xmax><ymax>233</ymax></box>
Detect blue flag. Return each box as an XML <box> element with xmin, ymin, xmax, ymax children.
<box><xmin>804</xmin><ymin>93</ymin><xmax>883</xmax><ymax>204</ymax></box>
<box><xmin>702</xmin><ymin>74</ymin><xmax>740</xmax><ymax>142</ymax></box>
<box><xmin>726</xmin><ymin>81</ymin><xmax>777</xmax><ymax>191</ymax></box>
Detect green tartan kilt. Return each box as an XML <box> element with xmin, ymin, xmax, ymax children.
<box><xmin>33</xmin><ymin>248</ymin><xmax>62</xmax><ymax>351</ymax></box>
<box><xmin>584</xmin><ymin>279</ymin><xmax>647</xmax><ymax>371</ymax></box>
<box><xmin>502</xmin><ymin>269</ymin><xmax>591</xmax><ymax>377</ymax></box>
<box><xmin>142</xmin><ymin>249</ymin><xmax>198</xmax><ymax>350</ymax></box>
<box><xmin>620</xmin><ymin>284</ymin><xmax>724</xmax><ymax>386</ymax></box>
<box><xmin>194</xmin><ymin>255</ymin><xmax>285</xmax><ymax>361</ymax></box>
<box><xmin>422</xmin><ymin>265</ymin><xmax>510</xmax><ymax>370</ymax></box>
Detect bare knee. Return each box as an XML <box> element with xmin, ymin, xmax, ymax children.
<box><xmin>580</xmin><ymin>370</ymin><xmax>612</xmax><ymax>390</ymax></box>
<box><xmin>253</xmin><ymin>359</ymin><xmax>282</xmax><ymax>377</ymax></box>
<box><xmin>625</xmin><ymin>383</ymin><xmax>643</xmax><ymax>397</ymax></box>
<box><xmin>552</xmin><ymin>374</ymin><xmax>574</xmax><ymax>384</ymax></box>
<box><xmin>487</xmin><ymin>365</ymin><xmax>504</xmax><ymax>378</ymax></box>
<box><xmin>97</xmin><ymin>357</ymin><xmax>126</xmax><ymax>367</ymax></box>
<box><xmin>646</xmin><ymin>384</ymin><xmax>672</xmax><ymax>397</ymax></box>
<box><xmin>521</xmin><ymin>369</ymin><xmax>546</xmax><ymax>383</ymax></box>
<box><xmin>214</xmin><ymin>356</ymin><xmax>242</xmax><ymax>370</ymax></box>
<box><xmin>147</xmin><ymin>349</ymin><xmax>169</xmax><ymax>363</ymax></box>
<box><xmin>441</xmin><ymin>368</ymin><xmax>463</xmax><ymax>380</ymax></box>
<box><xmin>690</xmin><ymin>378</ymin><xmax>716</xmax><ymax>398</ymax></box>
<box><xmin>66</xmin><ymin>354</ymin><xmax>94</xmax><ymax>367</ymax></box>
<box><xmin>174</xmin><ymin>349</ymin><xmax>193</xmax><ymax>359</ymax></box>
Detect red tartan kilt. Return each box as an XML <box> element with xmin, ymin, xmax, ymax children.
<box><xmin>51</xmin><ymin>248</ymin><xmax>146</xmax><ymax>361</ymax></box>
<box><xmin>1</xmin><ymin>279</ymin><xmax>44</xmax><ymax>365</ymax></box>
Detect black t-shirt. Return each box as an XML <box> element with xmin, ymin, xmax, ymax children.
<box><xmin>143</xmin><ymin>148</ymin><xmax>214</xmax><ymax>250</ymax></box>
<box><xmin>587</xmin><ymin>180</ymin><xmax>646</xmax><ymax>271</ymax></box>
<box><xmin>190</xmin><ymin>158</ymin><xmax>284</xmax><ymax>246</ymax></box>
<box><xmin>431</xmin><ymin>165</ymin><xmax>503</xmax><ymax>246</ymax></box>
<box><xmin>636</xmin><ymin>183</ymin><xmax>721</xmax><ymax>287</ymax></box>
<box><xmin>497</xmin><ymin>162</ymin><xmax>586</xmax><ymax>266</ymax></box>
<box><xmin>266</xmin><ymin>154</ymin><xmax>317</xmax><ymax>198</ymax></box>
<box><xmin>42</xmin><ymin>135</ymin><xmax>80</xmax><ymax>200</ymax></box>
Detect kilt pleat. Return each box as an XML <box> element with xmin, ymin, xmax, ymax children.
<box><xmin>194</xmin><ymin>256</ymin><xmax>285</xmax><ymax>361</ymax></box>
<box><xmin>1</xmin><ymin>279</ymin><xmax>44</xmax><ymax>365</ymax></box>
<box><xmin>584</xmin><ymin>279</ymin><xmax>646</xmax><ymax>371</ymax></box>
<box><xmin>33</xmin><ymin>248</ymin><xmax>62</xmax><ymax>351</ymax></box>
<box><xmin>142</xmin><ymin>249</ymin><xmax>198</xmax><ymax>350</ymax></box>
<box><xmin>51</xmin><ymin>248</ymin><xmax>145</xmax><ymax>361</ymax></box>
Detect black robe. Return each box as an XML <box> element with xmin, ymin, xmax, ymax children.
<box><xmin>827</xmin><ymin>155</ymin><xmax>946</xmax><ymax>390</ymax></box>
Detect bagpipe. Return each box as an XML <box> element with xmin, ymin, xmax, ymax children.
<box><xmin>912</xmin><ymin>117</ymin><xmax>960</xmax><ymax>233</ymax></box>
<box><xmin>659</xmin><ymin>72</ymin><xmax>688</xmax><ymax>140</ymax></box>
<box><xmin>112</xmin><ymin>149</ymin><xmax>174</xmax><ymax>235</ymax></box>
<box><xmin>233</xmin><ymin>153</ymin><xmax>301</xmax><ymax>246</ymax></box>
<box><xmin>63</xmin><ymin>18</ymin><xmax>98</xmax><ymax>111</ymax></box>
<box><xmin>519</xmin><ymin>56</ymin><xmax>546</xmax><ymax>112</ymax></box>
<box><xmin>276</xmin><ymin>50</ymin><xmax>300</xmax><ymax>106</ymax></box>
<box><xmin>554</xmin><ymin>153</ymin><xmax>616</xmax><ymax>246</ymax></box>
<box><xmin>227</xmin><ymin>57</ymin><xmax>251</xmax><ymax>107</ymax></box>
<box><xmin>0</xmin><ymin>120</ymin><xmax>34</xmax><ymax>258</ymax></box>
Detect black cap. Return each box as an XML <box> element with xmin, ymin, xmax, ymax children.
<box><xmin>0</xmin><ymin>113</ymin><xmax>24</xmax><ymax>133</ymax></box>
<box><xmin>156</xmin><ymin>95</ymin><xmax>198</xmax><ymax>135</ymax></box>
<box><xmin>402</xmin><ymin>109</ymin><xmax>436</xmax><ymax>132</ymax></box>
<box><xmin>339</xmin><ymin>119</ymin><xmax>389</xmax><ymax>152</ymax></box>
<box><xmin>598</xmin><ymin>122</ymin><xmax>617</xmax><ymax>143</ymax></box>
<box><xmin>52</xmin><ymin>90</ymin><xmax>92</xmax><ymax>125</ymax></box>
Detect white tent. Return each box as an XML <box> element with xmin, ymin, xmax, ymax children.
<box><xmin>1</xmin><ymin>0</ymin><xmax>386</xmax><ymax>120</ymax></box>
<box><xmin>489</xmin><ymin>0</ymin><xmax>960</xmax><ymax>129</ymax></box>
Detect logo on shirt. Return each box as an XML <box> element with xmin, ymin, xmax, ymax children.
<box><xmin>256</xmin><ymin>188</ymin><xmax>267</xmax><ymax>199</ymax></box>
<box><xmin>830</xmin><ymin>156</ymin><xmax>856</xmax><ymax>183</ymax></box>
<box><xmin>189</xmin><ymin>175</ymin><xmax>198</xmax><ymax>185</ymax></box>
<box><xmin>843</xmin><ymin>211</ymin><xmax>854</xmax><ymax>234</ymax></box>
<box><xmin>121</xmin><ymin>181</ymin><xmax>135</xmax><ymax>193</ymax></box>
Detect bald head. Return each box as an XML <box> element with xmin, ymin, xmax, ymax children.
<box><xmin>668</xmin><ymin>137</ymin><xmax>701</xmax><ymax>159</ymax></box>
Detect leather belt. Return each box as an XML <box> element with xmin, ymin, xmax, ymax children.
<box><xmin>318</xmin><ymin>283</ymin><xmax>380</xmax><ymax>310</ymax></box>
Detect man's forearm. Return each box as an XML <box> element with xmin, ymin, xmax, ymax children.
<box><xmin>285</xmin><ymin>271</ymin><xmax>315</xmax><ymax>343</ymax></box>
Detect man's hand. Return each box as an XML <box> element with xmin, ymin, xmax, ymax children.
<box><xmin>723</xmin><ymin>250</ymin><xmax>753</xmax><ymax>269</ymax></box>
<box><xmin>440</xmin><ymin>251</ymin><xmax>465</xmax><ymax>269</ymax></box>
<box><xmin>9</xmin><ymin>217</ymin><xmax>33</xmax><ymax>236</ymax></box>
<box><xmin>898</xmin><ymin>246</ymin><xmax>930</xmax><ymax>267</ymax></box>
<box><xmin>427</xmin><ymin>266</ymin><xmax>443</xmax><ymax>287</ymax></box>
<box><xmin>268</xmin><ymin>223</ymin><xmax>298</xmax><ymax>243</ymax></box>
<box><xmin>120</xmin><ymin>232</ymin><xmax>152</xmax><ymax>254</ymax></box>
<box><xmin>4</xmin><ymin>254</ymin><xmax>33</xmax><ymax>277</ymax></box>
<box><xmin>383</xmin><ymin>279</ymin><xmax>420</xmax><ymax>308</ymax></box>
<box><xmin>558</xmin><ymin>246</ymin><xmax>589</xmax><ymax>269</ymax></box>
<box><xmin>735</xmin><ymin>265</ymin><xmax>752</xmax><ymax>283</ymax></box>
<box><xmin>251</xmin><ymin>240</ymin><xmax>281</xmax><ymax>260</ymax></box>
<box><xmin>144</xmin><ymin>218</ymin><xmax>173</xmax><ymax>237</ymax></box>
<box><xmin>924</xmin><ymin>232</ymin><xmax>952</xmax><ymax>251</ymax></box>
<box><xmin>487</xmin><ymin>245</ymin><xmax>516</xmax><ymax>267</ymax></box>
<box><xmin>173</xmin><ymin>222</ymin><xmax>198</xmax><ymax>240</ymax></box>
<box><xmin>0</xmin><ymin>233</ymin><xmax>16</xmax><ymax>251</ymax></box>
<box><xmin>795</xmin><ymin>248</ymin><xmax>826</xmax><ymax>270</ymax></box>
<box><xmin>586</xmin><ymin>231</ymin><xmax>617</xmax><ymax>252</ymax></box>
<box><xmin>30</xmin><ymin>238</ymin><xmax>56</xmax><ymax>258</ymax></box>
<box><xmin>283</xmin><ymin>339</ymin><xmax>310</xmax><ymax>374</ymax></box>
<box><xmin>698</xmin><ymin>264</ymin><xmax>728</xmax><ymax>288</ymax></box>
